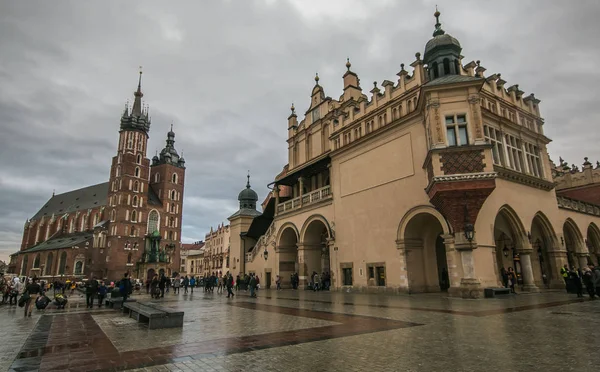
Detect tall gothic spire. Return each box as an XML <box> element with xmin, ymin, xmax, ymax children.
<box><xmin>131</xmin><ymin>67</ymin><xmax>144</xmax><ymax>117</ymax></box>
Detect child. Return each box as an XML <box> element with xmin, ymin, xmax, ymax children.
<box><xmin>97</xmin><ymin>281</ymin><xmax>108</xmax><ymax>308</ymax></box>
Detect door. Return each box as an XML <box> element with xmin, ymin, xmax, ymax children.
<box><xmin>265</xmin><ymin>272</ymin><xmax>272</xmax><ymax>289</ymax></box>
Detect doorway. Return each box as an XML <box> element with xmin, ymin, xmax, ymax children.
<box><xmin>435</xmin><ymin>235</ymin><xmax>450</xmax><ymax>291</ymax></box>
<box><xmin>265</xmin><ymin>272</ymin><xmax>272</xmax><ymax>289</ymax></box>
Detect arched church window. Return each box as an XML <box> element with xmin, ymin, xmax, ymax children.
<box><xmin>116</xmin><ymin>166</ymin><xmax>121</xmax><ymax>177</ymax></box>
<box><xmin>133</xmin><ymin>181</ymin><xmax>139</xmax><ymax>192</ymax></box>
<box><xmin>130</xmin><ymin>225</ymin><xmax>135</xmax><ymax>236</ymax></box>
<box><xmin>33</xmin><ymin>254</ymin><xmax>40</xmax><ymax>268</ymax></box>
<box><xmin>135</xmin><ymin>167</ymin><xmax>140</xmax><ymax>178</ymax></box>
<box><xmin>169</xmin><ymin>217</ymin><xmax>174</xmax><ymax>227</ymax></box>
<box><xmin>432</xmin><ymin>62</ymin><xmax>439</xmax><ymax>79</ymax></box>
<box><xmin>443</xmin><ymin>58</ymin><xmax>450</xmax><ymax>75</ymax></box>
<box><xmin>171</xmin><ymin>190</ymin><xmax>176</xmax><ymax>200</ymax></box>
<box><xmin>172</xmin><ymin>173</ymin><xmax>178</xmax><ymax>184</ymax></box>
<box><xmin>132</xmin><ymin>196</ymin><xmax>138</xmax><ymax>207</ymax></box>
<box><xmin>58</xmin><ymin>252</ymin><xmax>66</xmax><ymax>275</ymax></box>
<box><xmin>111</xmin><ymin>209</ymin><xmax>116</xmax><ymax>222</ymax></box>
<box><xmin>147</xmin><ymin>210</ymin><xmax>159</xmax><ymax>234</ymax></box>
<box><xmin>170</xmin><ymin>203</ymin><xmax>175</xmax><ymax>213</ymax></box>
<box><xmin>137</xmin><ymin>140</ymin><xmax>143</xmax><ymax>152</ymax></box>
<box><xmin>137</xmin><ymin>154</ymin><xmax>142</xmax><ymax>164</ymax></box>
<box><xmin>74</xmin><ymin>261</ymin><xmax>83</xmax><ymax>275</ymax></box>
<box><xmin>118</xmin><ymin>153</ymin><xmax>122</xmax><ymax>164</ymax></box>
<box><xmin>154</xmin><ymin>173</ymin><xmax>160</xmax><ymax>183</ymax></box>
<box><xmin>131</xmin><ymin>211</ymin><xmax>137</xmax><ymax>222</ymax></box>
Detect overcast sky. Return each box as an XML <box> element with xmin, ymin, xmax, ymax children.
<box><xmin>1</xmin><ymin>0</ymin><xmax>599</xmax><ymax>263</ymax></box>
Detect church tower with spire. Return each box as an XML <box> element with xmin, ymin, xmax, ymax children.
<box><xmin>103</xmin><ymin>69</ymin><xmax>153</xmax><ymax>278</ymax></box>
<box><xmin>149</xmin><ymin>124</ymin><xmax>186</xmax><ymax>247</ymax></box>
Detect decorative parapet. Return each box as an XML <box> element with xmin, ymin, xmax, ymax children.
<box><xmin>494</xmin><ymin>165</ymin><xmax>555</xmax><ymax>191</ymax></box>
<box><xmin>556</xmin><ymin>196</ymin><xmax>600</xmax><ymax>217</ymax></box>
<box><xmin>246</xmin><ymin>220</ymin><xmax>277</xmax><ymax>263</ymax></box>
<box><xmin>276</xmin><ymin>185</ymin><xmax>332</xmax><ymax>216</ymax></box>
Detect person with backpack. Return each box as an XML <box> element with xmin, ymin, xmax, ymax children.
<box><xmin>23</xmin><ymin>277</ymin><xmax>41</xmax><ymax>318</ymax></box>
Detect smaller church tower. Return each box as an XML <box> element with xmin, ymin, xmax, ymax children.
<box><xmin>150</xmin><ymin>125</ymin><xmax>186</xmax><ymax>245</ymax></box>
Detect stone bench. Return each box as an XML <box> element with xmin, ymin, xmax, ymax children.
<box><xmin>105</xmin><ymin>297</ymin><xmax>137</xmax><ymax>309</ymax></box>
<box><xmin>123</xmin><ymin>302</ymin><xmax>184</xmax><ymax>329</ymax></box>
<box><xmin>484</xmin><ymin>287</ymin><xmax>511</xmax><ymax>298</ymax></box>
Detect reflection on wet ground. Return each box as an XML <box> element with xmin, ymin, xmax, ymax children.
<box><xmin>1</xmin><ymin>289</ymin><xmax>598</xmax><ymax>371</ymax></box>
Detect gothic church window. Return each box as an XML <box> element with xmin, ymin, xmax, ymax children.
<box><xmin>116</xmin><ymin>166</ymin><xmax>121</xmax><ymax>177</ymax></box>
<box><xmin>131</xmin><ymin>211</ymin><xmax>137</xmax><ymax>222</ymax></box>
<box><xmin>132</xmin><ymin>196</ymin><xmax>138</xmax><ymax>207</ymax></box>
<box><xmin>33</xmin><ymin>254</ymin><xmax>40</xmax><ymax>268</ymax></box>
<box><xmin>147</xmin><ymin>210</ymin><xmax>159</xmax><ymax>234</ymax></box>
<box><xmin>135</xmin><ymin>167</ymin><xmax>140</xmax><ymax>178</ymax></box>
<box><xmin>154</xmin><ymin>173</ymin><xmax>160</xmax><ymax>183</ymax></box>
<box><xmin>110</xmin><ymin>209</ymin><xmax>116</xmax><ymax>222</ymax></box>
<box><xmin>74</xmin><ymin>261</ymin><xmax>83</xmax><ymax>275</ymax></box>
<box><xmin>58</xmin><ymin>252</ymin><xmax>66</xmax><ymax>275</ymax></box>
<box><xmin>137</xmin><ymin>154</ymin><xmax>142</xmax><ymax>164</ymax></box>
<box><xmin>172</xmin><ymin>173</ymin><xmax>178</xmax><ymax>184</ymax></box>
<box><xmin>134</xmin><ymin>181</ymin><xmax>139</xmax><ymax>192</ymax></box>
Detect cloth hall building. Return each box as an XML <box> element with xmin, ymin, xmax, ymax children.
<box><xmin>8</xmin><ymin>73</ymin><xmax>186</xmax><ymax>281</ymax></box>
<box><xmin>229</xmin><ymin>11</ymin><xmax>600</xmax><ymax>298</ymax></box>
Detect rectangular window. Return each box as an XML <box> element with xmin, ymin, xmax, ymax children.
<box><xmin>524</xmin><ymin>142</ymin><xmax>544</xmax><ymax>178</ymax></box>
<box><xmin>368</xmin><ymin>266</ymin><xmax>374</xmax><ymax>279</ymax></box>
<box><xmin>342</xmin><ymin>268</ymin><xmax>353</xmax><ymax>286</ymax></box>
<box><xmin>445</xmin><ymin>114</ymin><xmax>469</xmax><ymax>146</ymax></box>
<box><xmin>484</xmin><ymin>125</ymin><xmax>505</xmax><ymax>166</ymax></box>
<box><xmin>504</xmin><ymin>133</ymin><xmax>525</xmax><ymax>172</ymax></box>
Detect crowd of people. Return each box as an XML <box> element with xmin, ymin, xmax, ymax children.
<box><xmin>559</xmin><ymin>264</ymin><xmax>600</xmax><ymax>298</ymax></box>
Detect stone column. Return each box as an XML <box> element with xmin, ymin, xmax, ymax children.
<box><xmin>452</xmin><ymin>234</ymin><xmax>482</xmax><ymax>299</ymax></box>
<box><xmin>576</xmin><ymin>253</ymin><xmax>590</xmax><ymax>269</ymax></box>
<box><xmin>298</xmin><ymin>177</ymin><xmax>305</xmax><ymax>207</ymax></box>
<box><xmin>442</xmin><ymin>234</ymin><xmax>463</xmax><ymax>291</ymax></box>
<box><xmin>394</xmin><ymin>240</ymin><xmax>410</xmax><ymax>293</ymax></box>
<box><xmin>517</xmin><ymin>248</ymin><xmax>539</xmax><ymax>292</ymax></box>
<box><xmin>297</xmin><ymin>243</ymin><xmax>320</xmax><ymax>288</ymax></box>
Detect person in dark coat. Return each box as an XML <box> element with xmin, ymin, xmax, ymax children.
<box><xmin>85</xmin><ymin>276</ymin><xmax>99</xmax><ymax>309</ymax></box>
<box><xmin>582</xmin><ymin>267</ymin><xmax>595</xmax><ymax>299</ymax></box>
<box><xmin>569</xmin><ymin>267</ymin><xmax>583</xmax><ymax>298</ymax></box>
<box><xmin>119</xmin><ymin>273</ymin><xmax>132</xmax><ymax>308</ymax></box>
<box><xmin>159</xmin><ymin>274</ymin><xmax>167</xmax><ymax>298</ymax></box>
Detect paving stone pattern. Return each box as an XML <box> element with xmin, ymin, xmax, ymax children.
<box><xmin>1</xmin><ymin>289</ymin><xmax>599</xmax><ymax>372</ymax></box>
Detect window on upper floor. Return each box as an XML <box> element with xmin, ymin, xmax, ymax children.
<box><xmin>484</xmin><ymin>125</ymin><xmax>506</xmax><ymax>166</ymax></box>
<box><xmin>505</xmin><ymin>133</ymin><xmax>525</xmax><ymax>172</ymax></box>
<box><xmin>137</xmin><ymin>154</ymin><xmax>142</xmax><ymax>164</ymax></box>
<box><xmin>135</xmin><ymin>167</ymin><xmax>140</xmax><ymax>178</ymax></box>
<box><xmin>525</xmin><ymin>142</ymin><xmax>544</xmax><ymax>178</ymax></box>
<box><xmin>133</xmin><ymin>181</ymin><xmax>139</xmax><ymax>192</ymax></box>
<box><xmin>445</xmin><ymin>114</ymin><xmax>468</xmax><ymax>147</ymax></box>
<box><xmin>172</xmin><ymin>173</ymin><xmax>178</xmax><ymax>184</ymax></box>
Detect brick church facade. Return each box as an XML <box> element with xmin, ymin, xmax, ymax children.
<box><xmin>8</xmin><ymin>72</ymin><xmax>186</xmax><ymax>281</ymax></box>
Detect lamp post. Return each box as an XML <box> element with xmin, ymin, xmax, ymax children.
<box><xmin>263</xmin><ymin>248</ymin><xmax>268</xmax><ymax>261</ymax></box>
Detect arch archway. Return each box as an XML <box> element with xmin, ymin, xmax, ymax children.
<box><xmin>587</xmin><ymin>223</ymin><xmax>600</xmax><ymax>265</ymax></box>
<box><xmin>276</xmin><ymin>223</ymin><xmax>300</xmax><ymax>289</ymax></box>
<box><xmin>530</xmin><ymin>212</ymin><xmax>558</xmax><ymax>287</ymax></box>
<box><xmin>493</xmin><ymin>205</ymin><xmax>535</xmax><ymax>291</ymax></box>
<box><xmin>299</xmin><ymin>215</ymin><xmax>332</xmax><ymax>288</ymax></box>
<box><xmin>563</xmin><ymin>218</ymin><xmax>585</xmax><ymax>268</ymax></box>
<box><xmin>402</xmin><ymin>211</ymin><xmax>449</xmax><ymax>293</ymax></box>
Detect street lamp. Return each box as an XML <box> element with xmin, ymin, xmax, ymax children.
<box><xmin>464</xmin><ymin>223</ymin><xmax>475</xmax><ymax>243</ymax></box>
<box><xmin>263</xmin><ymin>248</ymin><xmax>268</xmax><ymax>261</ymax></box>
<box><xmin>503</xmin><ymin>245</ymin><xmax>510</xmax><ymax>257</ymax></box>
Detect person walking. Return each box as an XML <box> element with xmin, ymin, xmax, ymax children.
<box><xmin>173</xmin><ymin>276</ymin><xmax>180</xmax><ymax>295</ymax></box>
<box><xmin>560</xmin><ymin>264</ymin><xmax>570</xmax><ymax>292</ymax></box>
<box><xmin>189</xmin><ymin>276</ymin><xmax>196</xmax><ymax>294</ymax></box>
<box><xmin>507</xmin><ymin>267</ymin><xmax>517</xmax><ymax>294</ymax></box>
<box><xmin>582</xmin><ymin>267</ymin><xmax>595</xmax><ymax>299</ymax></box>
<box><xmin>85</xmin><ymin>276</ymin><xmax>99</xmax><ymax>309</ymax></box>
<box><xmin>276</xmin><ymin>275</ymin><xmax>281</xmax><ymax>290</ymax></box>
<box><xmin>119</xmin><ymin>273</ymin><xmax>132</xmax><ymax>308</ymax></box>
<box><xmin>249</xmin><ymin>274</ymin><xmax>257</xmax><ymax>298</ymax></box>
<box><xmin>226</xmin><ymin>273</ymin><xmax>235</xmax><ymax>298</ymax></box>
<box><xmin>570</xmin><ymin>267</ymin><xmax>584</xmax><ymax>298</ymax></box>
<box><xmin>24</xmin><ymin>278</ymin><xmax>41</xmax><ymax>318</ymax></box>
<box><xmin>235</xmin><ymin>275</ymin><xmax>240</xmax><ymax>292</ymax></box>
<box><xmin>9</xmin><ymin>278</ymin><xmax>22</xmax><ymax>306</ymax></box>
<box><xmin>159</xmin><ymin>274</ymin><xmax>167</xmax><ymax>298</ymax></box>
<box><xmin>183</xmin><ymin>276</ymin><xmax>189</xmax><ymax>294</ymax></box>
<box><xmin>97</xmin><ymin>281</ymin><xmax>108</xmax><ymax>308</ymax></box>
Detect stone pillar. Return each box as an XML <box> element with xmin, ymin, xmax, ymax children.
<box><xmin>518</xmin><ymin>248</ymin><xmax>539</xmax><ymax>292</ymax></box>
<box><xmin>546</xmin><ymin>247</ymin><xmax>569</xmax><ymax>289</ymax></box>
<box><xmin>442</xmin><ymin>234</ymin><xmax>463</xmax><ymax>291</ymax></box>
<box><xmin>451</xmin><ymin>234</ymin><xmax>482</xmax><ymax>299</ymax></box>
<box><xmin>576</xmin><ymin>253</ymin><xmax>590</xmax><ymax>269</ymax></box>
<box><xmin>297</xmin><ymin>243</ymin><xmax>320</xmax><ymax>288</ymax></box>
<box><xmin>298</xmin><ymin>177</ymin><xmax>305</xmax><ymax>207</ymax></box>
<box><xmin>394</xmin><ymin>240</ymin><xmax>410</xmax><ymax>293</ymax></box>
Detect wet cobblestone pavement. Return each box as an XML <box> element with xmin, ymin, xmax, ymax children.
<box><xmin>1</xmin><ymin>289</ymin><xmax>599</xmax><ymax>372</ymax></box>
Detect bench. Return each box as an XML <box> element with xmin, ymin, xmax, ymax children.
<box><xmin>123</xmin><ymin>302</ymin><xmax>184</xmax><ymax>329</ymax></box>
<box><xmin>484</xmin><ymin>287</ymin><xmax>512</xmax><ymax>298</ymax></box>
<box><xmin>105</xmin><ymin>297</ymin><xmax>137</xmax><ymax>309</ymax></box>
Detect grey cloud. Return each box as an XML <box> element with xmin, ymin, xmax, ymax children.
<box><xmin>0</xmin><ymin>0</ymin><xmax>599</xmax><ymax>262</ymax></box>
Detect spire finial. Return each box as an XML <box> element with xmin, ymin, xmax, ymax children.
<box><xmin>315</xmin><ymin>72</ymin><xmax>320</xmax><ymax>84</ymax></box>
<box><xmin>432</xmin><ymin>6</ymin><xmax>445</xmax><ymax>36</ymax></box>
<box><xmin>346</xmin><ymin>57</ymin><xmax>351</xmax><ymax>71</ymax></box>
<box><xmin>132</xmin><ymin>67</ymin><xmax>144</xmax><ymax>116</ymax></box>
<box><xmin>246</xmin><ymin>170</ymin><xmax>251</xmax><ymax>188</ymax></box>
<box><xmin>290</xmin><ymin>103</ymin><xmax>295</xmax><ymax>114</ymax></box>
<box><xmin>137</xmin><ymin>66</ymin><xmax>143</xmax><ymax>91</ymax></box>
<box><xmin>170</xmin><ymin>122</ymin><xmax>173</xmax><ymax>132</ymax></box>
